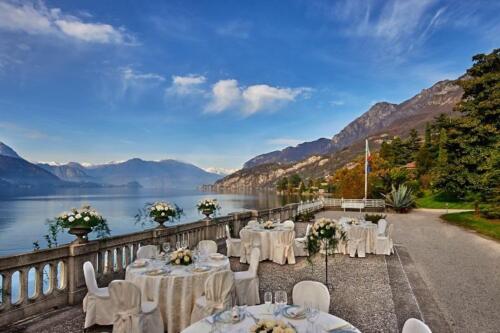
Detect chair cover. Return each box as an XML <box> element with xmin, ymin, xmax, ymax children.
<box><xmin>247</xmin><ymin>220</ymin><xmax>258</xmax><ymax>227</ymax></box>
<box><xmin>282</xmin><ymin>220</ymin><xmax>295</xmax><ymax>229</ymax></box>
<box><xmin>376</xmin><ymin>223</ymin><xmax>394</xmax><ymax>255</ymax></box>
<box><xmin>197</xmin><ymin>240</ymin><xmax>218</xmax><ymax>254</ymax></box>
<box><xmin>294</xmin><ymin>224</ymin><xmax>311</xmax><ymax>257</ymax></box>
<box><xmin>377</xmin><ymin>219</ymin><xmax>388</xmax><ymax>235</ymax></box>
<box><xmin>347</xmin><ymin>226</ymin><xmax>367</xmax><ymax>257</ymax></box>
<box><xmin>239</xmin><ymin>229</ymin><xmax>254</xmax><ymax>263</ymax></box>
<box><xmin>272</xmin><ymin>230</ymin><xmax>296</xmax><ymax>265</ymax></box>
<box><xmin>225</xmin><ymin>225</ymin><xmax>242</xmax><ymax>257</ymax></box>
<box><xmin>402</xmin><ymin>318</ymin><xmax>432</xmax><ymax>333</ymax></box>
<box><xmin>292</xmin><ymin>281</ymin><xmax>330</xmax><ymax>313</ymax></box>
<box><xmin>190</xmin><ymin>270</ymin><xmax>235</xmax><ymax>323</ymax></box>
<box><xmin>136</xmin><ymin>245</ymin><xmax>158</xmax><ymax>259</ymax></box>
<box><xmin>82</xmin><ymin>261</ymin><xmax>114</xmax><ymax>328</ymax></box>
<box><xmin>235</xmin><ymin>248</ymin><xmax>260</xmax><ymax>305</ymax></box>
<box><xmin>109</xmin><ymin>280</ymin><xmax>163</xmax><ymax>333</ymax></box>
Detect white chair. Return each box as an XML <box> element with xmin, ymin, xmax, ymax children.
<box><xmin>239</xmin><ymin>229</ymin><xmax>255</xmax><ymax>264</ymax></box>
<box><xmin>197</xmin><ymin>240</ymin><xmax>218</xmax><ymax>254</ymax></box>
<box><xmin>191</xmin><ymin>270</ymin><xmax>235</xmax><ymax>323</ymax></box>
<box><xmin>82</xmin><ymin>261</ymin><xmax>114</xmax><ymax>328</ymax></box>
<box><xmin>136</xmin><ymin>245</ymin><xmax>158</xmax><ymax>259</ymax></box>
<box><xmin>109</xmin><ymin>280</ymin><xmax>163</xmax><ymax>333</ymax></box>
<box><xmin>234</xmin><ymin>248</ymin><xmax>260</xmax><ymax>306</ymax></box>
<box><xmin>377</xmin><ymin>219</ymin><xmax>388</xmax><ymax>235</ymax></box>
<box><xmin>376</xmin><ymin>223</ymin><xmax>394</xmax><ymax>255</ymax></box>
<box><xmin>247</xmin><ymin>220</ymin><xmax>258</xmax><ymax>227</ymax></box>
<box><xmin>347</xmin><ymin>226</ymin><xmax>367</xmax><ymax>258</ymax></box>
<box><xmin>282</xmin><ymin>220</ymin><xmax>295</xmax><ymax>229</ymax></box>
<box><xmin>294</xmin><ymin>224</ymin><xmax>311</xmax><ymax>257</ymax></box>
<box><xmin>272</xmin><ymin>230</ymin><xmax>296</xmax><ymax>265</ymax></box>
<box><xmin>402</xmin><ymin>318</ymin><xmax>432</xmax><ymax>333</ymax></box>
<box><xmin>292</xmin><ymin>281</ymin><xmax>330</xmax><ymax>313</ymax></box>
<box><xmin>225</xmin><ymin>225</ymin><xmax>241</xmax><ymax>257</ymax></box>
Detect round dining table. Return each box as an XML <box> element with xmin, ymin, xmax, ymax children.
<box><xmin>341</xmin><ymin>221</ymin><xmax>378</xmax><ymax>254</ymax></box>
<box><xmin>243</xmin><ymin>224</ymin><xmax>294</xmax><ymax>261</ymax></box>
<box><xmin>126</xmin><ymin>256</ymin><xmax>230</xmax><ymax>333</ymax></box>
<box><xmin>182</xmin><ymin>304</ymin><xmax>361</xmax><ymax>333</ymax></box>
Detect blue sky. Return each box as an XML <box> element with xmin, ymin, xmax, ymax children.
<box><xmin>0</xmin><ymin>0</ymin><xmax>498</xmax><ymax>170</ymax></box>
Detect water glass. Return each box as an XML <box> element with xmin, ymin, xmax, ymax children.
<box><xmin>264</xmin><ymin>291</ymin><xmax>273</xmax><ymax>313</ymax></box>
<box><xmin>162</xmin><ymin>242</ymin><xmax>171</xmax><ymax>254</ymax></box>
<box><xmin>176</xmin><ymin>241</ymin><xmax>181</xmax><ymax>250</ymax></box>
<box><xmin>181</xmin><ymin>239</ymin><xmax>188</xmax><ymax>249</ymax></box>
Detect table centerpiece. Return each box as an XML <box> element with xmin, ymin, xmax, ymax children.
<box><xmin>196</xmin><ymin>198</ymin><xmax>221</xmax><ymax>219</ymax></box>
<box><xmin>170</xmin><ymin>248</ymin><xmax>193</xmax><ymax>265</ymax></box>
<box><xmin>250</xmin><ymin>319</ymin><xmax>296</xmax><ymax>333</ymax></box>
<box><xmin>50</xmin><ymin>205</ymin><xmax>109</xmax><ymax>244</ymax></box>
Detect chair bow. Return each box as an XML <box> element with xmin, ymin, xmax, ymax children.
<box><xmin>114</xmin><ymin>308</ymin><xmax>139</xmax><ymax>332</ymax></box>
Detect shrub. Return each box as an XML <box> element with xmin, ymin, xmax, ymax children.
<box><xmin>382</xmin><ymin>185</ymin><xmax>415</xmax><ymax>213</ymax></box>
<box><xmin>364</xmin><ymin>213</ymin><xmax>387</xmax><ymax>224</ymax></box>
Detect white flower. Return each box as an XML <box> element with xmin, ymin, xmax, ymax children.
<box><xmin>75</xmin><ymin>214</ymin><xmax>82</xmax><ymax>219</ymax></box>
<box><xmin>161</xmin><ymin>212</ymin><xmax>165</xmax><ymax>216</ymax></box>
<box><xmin>155</xmin><ymin>205</ymin><xmax>162</xmax><ymax>210</ymax></box>
<box><xmin>68</xmin><ymin>216</ymin><xmax>75</xmax><ymax>222</ymax></box>
<box><xmin>84</xmin><ymin>216</ymin><xmax>90</xmax><ymax>222</ymax></box>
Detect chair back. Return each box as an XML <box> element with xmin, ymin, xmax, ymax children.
<box><xmin>198</xmin><ymin>240</ymin><xmax>218</xmax><ymax>254</ymax></box>
<box><xmin>83</xmin><ymin>261</ymin><xmax>99</xmax><ymax>295</ymax></box>
<box><xmin>282</xmin><ymin>220</ymin><xmax>295</xmax><ymax>229</ymax></box>
<box><xmin>109</xmin><ymin>280</ymin><xmax>142</xmax><ymax>313</ymax></box>
<box><xmin>240</xmin><ymin>229</ymin><xmax>253</xmax><ymax>245</ymax></box>
<box><xmin>248</xmin><ymin>248</ymin><xmax>260</xmax><ymax>276</ymax></box>
<box><xmin>377</xmin><ymin>219</ymin><xmax>388</xmax><ymax>235</ymax></box>
<box><xmin>225</xmin><ymin>225</ymin><xmax>232</xmax><ymax>239</ymax></box>
<box><xmin>292</xmin><ymin>280</ymin><xmax>330</xmax><ymax>312</ymax></box>
<box><xmin>276</xmin><ymin>230</ymin><xmax>295</xmax><ymax>246</ymax></box>
<box><xmin>136</xmin><ymin>245</ymin><xmax>158</xmax><ymax>259</ymax></box>
<box><xmin>204</xmin><ymin>270</ymin><xmax>234</xmax><ymax>308</ymax></box>
<box><xmin>402</xmin><ymin>318</ymin><xmax>432</xmax><ymax>333</ymax></box>
<box><xmin>348</xmin><ymin>226</ymin><xmax>366</xmax><ymax>242</ymax></box>
<box><xmin>386</xmin><ymin>223</ymin><xmax>394</xmax><ymax>238</ymax></box>
<box><xmin>305</xmin><ymin>224</ymin><xmax>312</xmax><ymax>237</ymax></box>
<box><xmin>247</xmin><ymin>220</ymin><xmax>258</xmax><ymax>227</ymax></box>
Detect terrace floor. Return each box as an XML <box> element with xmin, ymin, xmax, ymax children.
<box><xmin>5</xmin><ymin>209</ymin><xmax>500</xmax><ymax>333</ymax></box>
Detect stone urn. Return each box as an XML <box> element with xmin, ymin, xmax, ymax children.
<box><xmin>154</xmin><ymin>217</ymin><xmax>169</xmax><ymax>228</ymax></box>
<box><xmin>202</xmin><ymin>209</ymin><xmax>213</xmax><ymax>219</ymax></box>
<box><xmin>68</xmin><ymin>226</ymin><xmax>92</xmax><ymax>244</ymax></box>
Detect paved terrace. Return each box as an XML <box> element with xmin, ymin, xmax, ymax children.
<box><xmin>4</xmin><ymin>210</ymin><xmax>500</xmax><ymax>333</ymax></box>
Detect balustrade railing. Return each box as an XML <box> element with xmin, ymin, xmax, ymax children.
<box><xmin>0</xmin><ymin>204</ymin><xmax>298</xmax><ymax>327</ymax></box>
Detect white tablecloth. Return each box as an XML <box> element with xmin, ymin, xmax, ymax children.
<box><xmin>244</xmin><ymin>226</ymin><xmax>293</xmax><ymax>261</ymax></box>
<box><xmin>182</xmin><ymin>304</ymin><xmax>361</xmax><ymax>332</ymax></box>
<box><xmin>342</xmin><ymin>221</ymin><xmax>378</xmax><ymax>254</ymax></box>
<box><xmin>126</xmin><ymin>257</ymin><xmax>230</xmax><ymax>333</ymax></box>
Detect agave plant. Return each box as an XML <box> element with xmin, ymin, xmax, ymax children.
<box><xmin>382</xmin><ymin>184</ymin><xmax>415</xmax><ymax>213</ymax></box>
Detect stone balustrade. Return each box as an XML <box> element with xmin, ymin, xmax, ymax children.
<box><xmin>0</xmin><ymin>203</ymin><xmax>300</xmax><ymax>327</ymax></box>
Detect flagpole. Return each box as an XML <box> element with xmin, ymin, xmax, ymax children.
<box><xmin>364</xmin><ymin>139</ymin><xmax>368</xmax><ymax>200</ymax></box>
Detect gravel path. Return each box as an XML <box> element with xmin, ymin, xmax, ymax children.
<box><xmin>318</xmin><ymin>209</ymin><xmax>500</xmax><ymax>333</ymax></box>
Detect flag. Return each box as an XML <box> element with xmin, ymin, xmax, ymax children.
<box><xmin>366</xmin><ymin>140</ymin><xmax>372</xmax><ymax>173</ymax></box>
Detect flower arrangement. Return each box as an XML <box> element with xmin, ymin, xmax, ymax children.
<box><xmin>306</xmin><ymin>217</ymin><xmax>346</xmax><ymax>285</ymax></box>
<box><xmin>250</xmin><ymin>319</ymin><xmax>295</xmax><ymax>333</ymax></box>
<box><xmin>136</xmin><ymin>201</ymin><xmax>183</xmax><ymax>227</ymax></box>
<box><xmin>170</xmin><ymin>248</ymin><xmax>193</xmax><ymax>265</ymax></box>
<box><xmin>196</xmin><ymin>198</ymin><xmax>221</xmax><ymax>218</ymax></box>
<box><xmin>263</xmin><ymin>220</ymin><xmax>274</xmax><ymax>229</ymax></box>
<box><xmin>347</xmin><ymin>218</ymin><xmax>359</xmax><ymax>225</ymax></box>
<box><xmin>48</xmin><ymin>205</ymin><xmax>110</xmax><ymax>243</ymax></box>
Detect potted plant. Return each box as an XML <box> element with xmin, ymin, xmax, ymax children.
<box><xmin>382</xmin><ymin>185</ymin><xmax>415</xmax><ymax>213</ymax></box>
<box><xmin>307</xmin><ymin>217</ymin><xmax>346</xmax><ymax>286</ymax></box>
<box><xmin>143</xmin><ymin>201</ymin><xmax>183</xmax><ymax>227</ymax></box>
<box><xmin>196</xmin><ymin>199</ymin><xmax>221</xmax><ymax>219</ymax></box>
<box><xmin>51</xmin><ymin>205</ymin><xmax>109</xmax><ymax>244</ymax></box>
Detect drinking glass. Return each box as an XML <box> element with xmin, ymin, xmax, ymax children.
<box><xmin>175</xmin><ymin>241</ymin><xmax>181</xmax><ymax>250</ymax></box>
<box><xmin>181</xmin><ymin>239</ymin><xmax>188</xmax><ymax>249</ymax></box>
<box><xmin>264</xmin><ymin>291</ymin><xmax>273</xmax><ymax>313</ymax></box>
<box><xmin>305</xmin><ymin>301</ymin><xmax>320</xmax><ymax>332</ymax></box>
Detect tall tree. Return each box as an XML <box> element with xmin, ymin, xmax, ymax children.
<box><xmin>434</xmin><ymin>49</ymin><xmax>500</xmax><ymax>208</ymax></box>
<box><xmin>406</xmin><ymin>129</ymin><xmax>421</xmax><ymax>161</ymax></box>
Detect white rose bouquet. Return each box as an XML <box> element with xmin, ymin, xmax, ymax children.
<box><xmin>197</xmin><ymin>198</ymin><xmax>221</xmax><ymax>217</ymax></box>
<box><xmin>136</xmin><ymin>201</ymin><xmax>183</xmax><ymax>227</ymax></box>
<box><xmin>263</xmin><ymin>220</ymin><xmax>274</xmax><ymax>229</ymax></box>
<box><xmin>249</xmin><ymin>319</ymin><xmax>295</xmax><ymax>333</ymax></box>
<box><xmin>170</xmin><ymin>248</ymin><xmax>193</xmax><ymax>265</ymax></box>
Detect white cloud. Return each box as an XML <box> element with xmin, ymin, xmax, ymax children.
<box><xmin>0</xmin><ymin>1</ymin><xmax>133</xmax><ymax>44</ymax></box>
<box><xmin>166</xmin><ymin>74</ymin><xmax>206</xmax><ymax>96</ymax></box>
<box><xmin>266</xmin><ymin>138</ymin><xmax>303</xmax><ymax>147</ymax></box>
<box><xmin>118</xmin><ymin>67</ymin><xmax>165</xmax><ymax>97</ymax></box>
<box><xmin>205</xmin><ymin>79</ymin><xmax>310</xmax><ymax>115</ymax></box>
<box><xmin>216</xmin><ymin>20</ymin><xmax>252</xmax><ymax>39</ymax></box>
<box><xmin>121</xmin><ymin>67</ymin><xmax>165</xmax><ymax>83</ymax></box>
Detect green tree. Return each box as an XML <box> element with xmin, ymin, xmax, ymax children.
<box><xmin>380</xmin><ymin>141</ymin><xmax>394</xmax><ymax>165</ymax></box>
<box><xmin>406</xmin><ymin>129</ymin><xmax>421</xmax><ymax>160</ymax></box>
<box><xmin>288</xmin><ymin>173</ymin><xmax>302</xmax><ymax>189</ymax></box>
<box><xmin>433</xmin><ymin>49</ymin><xmax>500</xmax><ymax>212</ymax></box>
<box><xmin>276</xmin><ymin>177</ymin><xmax>288</xmax><ymax>192</ymax></box>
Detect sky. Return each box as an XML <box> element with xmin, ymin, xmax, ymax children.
<box><xmin>0</xmin><ymin>0</ymin><xmax>498</xmax><ymax>171</ymax></box>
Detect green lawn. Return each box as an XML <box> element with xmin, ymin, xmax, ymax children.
<box><xmin>416</xmin><ymin>192</ymin><xmax>475</xmax><ymax>209</ymax></box>
<box><xmin>441</xmin><ymin>211</ymin><xmax>500</xmax><ymax>241</ymax></box>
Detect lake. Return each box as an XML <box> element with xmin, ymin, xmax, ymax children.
<box><xmin>0</xmin><ymin>188</ymin><xmax>298</xmax><ymax>256</ymax></box>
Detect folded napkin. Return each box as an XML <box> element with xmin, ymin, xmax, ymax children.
<box><xmin>287</xmin><ymin>307</ymin><xmax>306</xmax><ymax>318</ymax></box>
<box><xmin>322</xmin><ymin>322</ymin><xmax>354</xmax><ymax>332</ymax></box>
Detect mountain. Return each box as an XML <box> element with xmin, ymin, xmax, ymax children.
<box><xmin>0</xmin><ymin>142</ymin><xmax>21</xmax><ymax>159</ymax></box>
<box><xmin>0</xmin><ymin>155</ymin><xmax>65</xmax><ymax>188</ymax></box>
<box><xmin>38</xmin><ymin>162</ymin><xmax>96</xmax><ymax>183</ymax></box>
<box><xmin>242</xmin><ymin>80</ymin><xmax>463</xmax><ymax>169</ymax></box>
<box><xmin>214</xmin><ymin>79</ymin><xmax>464</xmax><ymax>190</ymax></box>
<box><xmin>204</xmin><ymin>167</ymin><xmax>240</xmax><ymax>176</ymax></box>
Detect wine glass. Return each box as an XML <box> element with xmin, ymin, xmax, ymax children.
<box><xmin>162</xmin><ymin>242</ymin><xmax>171</xmax><ymax>254</ymax></box>
<box><xmin>305</xmin><ymin>301</ymin><xmax>320</xmax><ymax>332</ymax></box>
<box><xmin>264</xmin><ymin>291</ymin><xmax>273</xmax><ymax>313</ymax></box>
<box><xmin>175</xmin><ymin>241</ymin><xmax>181</xmax><ymax>250</ymax></box>
<box><xmin>181</xmin><ymin>239</ymin><xmax>188</xmax><ymax>249</ymax></box>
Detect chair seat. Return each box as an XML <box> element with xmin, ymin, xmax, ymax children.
<box><xmin>234</xmin><ymin>270</ymin><xmax>254</xmax><ymax>280</ymax></box>
<box><xmin>141</xmin><ymin>301</ymin><xmax>157</xmax><ymax>314</ymax></box>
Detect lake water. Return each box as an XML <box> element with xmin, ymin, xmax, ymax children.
<box><xmin>0</xmin><ymin>188</ymin><xmax>296</xmax><ymax>256</ymax></box>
